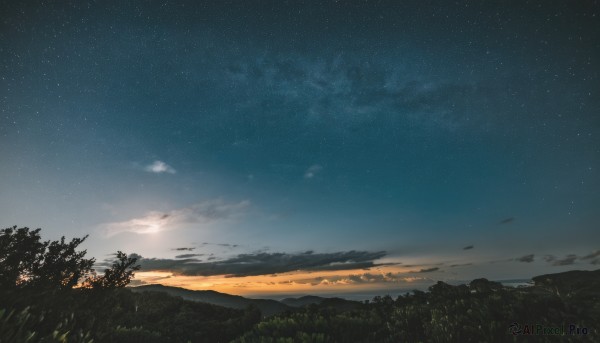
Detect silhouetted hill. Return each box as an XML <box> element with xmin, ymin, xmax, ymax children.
<box><xmin>531</xmin><ymin>269</ymin><xmax>600</xmax><ymax>298</ymax></box>
<box><xmin>131</xmin><ymin>284</ymin><xmax>292</xmax><ymax>316</ymax></box>
<box><xmin>281</xmin><ymin>295</ymin><xmax>327</xmax><ymax>307</ymax></box>
<box><xmin>281</xmin><ymin>295</ymin><xmax>362</xmax><ymax>312</ymax></box>
<box><xmin>532</xmin><ymin>269</ymin><xmax>600</xmax><ymax>287</ymax></box>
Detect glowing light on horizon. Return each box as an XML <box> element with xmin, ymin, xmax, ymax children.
<box><xmin>132</xmin><ymin>264</ymin><xmax>437</xmax><ymax>296</ymax></box>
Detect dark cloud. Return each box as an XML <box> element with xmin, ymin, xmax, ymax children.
<box><xmin>201</xmin><ymin>242</ymin><xmax>240</xmax><ymax>248</ymax></box>
<box><xmin>175</xmin><ymin>254</ymin><xmax>204</xmax><ymax>259</ymax></box>
<box><xmin>499</xmin><ymin>217</ymin><xmax>514</xmax><ymax>224</ymax></box>
<box><xmin>132</xmin><ymin>250</ymin><xmax>387</xmax><ymax>277</ymax></box>
<box><xmin>578</xmin><ymin>250</ymin><xmax>600</xmax><ymax>265</ymax></box>
<box><xmin>516</xmin><ymin>254</ymin><xmax>535</xmax><ymax>263</ymax></box>
<box><xmin>463</xmin><ymin>245</ymin><xmax>474</xmax><ymax>250</ymax></box>
<box><xmin>173</xmin><ymin>247</ymin><xmax>196</xmax><ymax>251</ymax></box>
<box><xmin>551</xmin><ymin>254</ymin><xmax>578</xmax><ymax>266</ymax></box>
<box><xmin>543</xmin><ymin>251</ymin><xmax>600</xmax><ymax>266</ymax></box>
<box><xmin>449</xmin><ymin>263</ymin><xmax>472</xmax><ymax>268</ymax></box>
<box><xmin>580</xmin><ymin>250</ymin><xmax>600</xmax><ymax>261</ymax></box>
<box><xmin>417</xmin><ymin>267</ymin><xmax>440</xmax><ymax>273</ymax></box>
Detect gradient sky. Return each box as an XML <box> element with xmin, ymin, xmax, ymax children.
<box><xmin>1</xmin><ymin>1</ymin><xmax>599</xmax><ymax>298</ymax></box>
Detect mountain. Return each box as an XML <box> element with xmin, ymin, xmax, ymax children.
<box><xmin>531</xmin><ymin>269</ymin><xmax>600</xmax><ymax>298</ymax></box>
<box><xmin>131</xmin><ymin>284</ymin><xmax>292</xmax><ymax>317</ymax></box>
<box><xmin>281</xmin><ymin>295</ymin><xmax>362</xmax><ymax>312</ymax></box>
<box><xmin>131</xmin><ymin>285</ymin><xmax>364</xmax><ymax>316</ymax></box>
<box><xmin>280</xmin><ymin>295</ymin><xmax>327</xmax><ymax>307</ymax></box>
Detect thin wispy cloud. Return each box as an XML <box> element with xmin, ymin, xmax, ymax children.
<box><xmin>101</xmin><ymin>200</ymin><xmax>250</xmax><ymax>236</ymax></box>
<box><xmin>172</xmin><ymin>247</ymin><xmax>196</xmax><ymax>251</ymax></box>
<box><xmin>304</xmin><ymin>164</ymin><xmax>322</xmax><ymax>179</ymax></box>
<box><xmin>542</xmin><ymin>251</ymin><xmax>600</xmax><ymax>266</ymax></box>
<box><xmin>552</xmin><ymin>255</ymin><xmax>578</xmax><ymax>266</ymax></box>
<box><xmin>303</xmin><ymin>273</ymin><xmax>432</xmax><ymax>286</ymax></box>
<box><xmin>516</xmin><ymin>254</ymin><xmax>535</xmax><ymax>263</ymax></box>
<box><xmin>545</xmin><ymin>254</ymin><xmax>577</xmax><ymax>266</ymax></box>
<box><xmin>175</xmin><ymin>254</ymin><xmax>204</xmax><ymax>259</ymax></box>
<box><xmin>145</xmin><ymin>160</ymin><xmax>176</xmax><ymax>174</ymax></box>
<box><xmin>417</xmin><ymin>267</ymin><xmax>440</xmax><ymax>273</ymax></box>
<box><xmin>580</xmin><ymin>250</ymin><xmax>600</xmax><ymax>264</ymax></box>
<box><xmin>200</xmin><ymin>242</ymin><xmax>240</xmax><ymax>248</ymax></box>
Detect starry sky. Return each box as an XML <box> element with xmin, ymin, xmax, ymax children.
<box><xmin>1</xmin><ymin>1</ymin><xmax>599</xmax><ymax>298</ymax></box>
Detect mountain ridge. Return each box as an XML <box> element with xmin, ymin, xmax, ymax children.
<box><xmin>130</xmin><ymin>284</ymin><xmax>364</xmax><ymax>316</ymax></box>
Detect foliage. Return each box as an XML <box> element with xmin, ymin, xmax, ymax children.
<box><xmin>0</xmin><ymin>226</ymin><xmax>261</xmax><ymax>342</ymax></box>
<box><xmin>235</xmin><ymin>275</ymin><xmax>600</xmax><ymax>342</ymax></box>
<box><xmin>0</xmin><ymin>226</ymin><xmax>139</xmax><ymax>290</ymax></box>
<box><xmin>2</xmin><ymin>226</ymin><xmax>598</xmax><ymax>342</ymax></box>
<box><xmin>87</xmin><ymin>251</ymin><xmax>141</xmax><ymax>289</ymax></box>
<box><xmin>0</xmin><ymin>306</ymin><xmax>93</xmax><ymax>343</ymax></box>
<box><xmin>0</xmin><ymin>227</ymin><xmax>47</xmax><ymax>288</ymax></box>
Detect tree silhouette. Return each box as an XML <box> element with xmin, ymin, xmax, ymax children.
<box><xmin>33</xmin><ymin>234</ymin><xmax>95</xmax><ymax>290</ymax></box>
<box><xmin>88</xmin><ymin>251</ymin><xmax>141</xmax><ymax>289</ymax></box>
<box><xmin>0</xmin><ymin>226</ymin><xmax>139</xmax><ymax>290</ymax></box>
<box><xmin>0</xmin><ymin>227</ymin><xmax>47</xmax><ymax>288</ymax></box>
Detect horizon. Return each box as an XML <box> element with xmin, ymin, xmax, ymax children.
<box><xmin>129</xmin><ymin>276</ymin><xmax>538</xmax><ymax>302</ymax></box>
<box><xmin>1</xmin><ymin>1</ymin><xmax>599</xmax><ymax>299</ymax></box>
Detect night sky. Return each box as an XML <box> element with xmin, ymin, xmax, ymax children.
<box><xmin>1</xmin><ymin>1</ymin><xmax>599</xmax><ymax>298</ymax></box>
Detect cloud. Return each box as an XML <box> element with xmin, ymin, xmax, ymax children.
<box><xmin>173</xmin><ymin>247</ymin><xmax>196</xmax><ymax>251</ymax></box>
<box><xmin>304</xmin><ymin>164</ymin><xmax>322</xmax><ymax>179</ymax></box>
<box><xmin>516</xmin><ymin>254</ymin><xmax>535</xmax><ymax>263</ymax></box>
<box><xmin>301</xmin><ymin>272</ymin><xmax>432</xmax><ymax>286</ymax></box>
<box><xmin>131</xmin><ymin>250</ymin><xmax>387</xmax><ymax>277</ymax></box>
<box><xmin>543</xmin><ymin>251</ymin><xmax>600</xmax><ymax>266</ymax></box>
<box><xmin>417</xmin><ymin>267</ymin><xmax>440</xmax><ymax>273</ymax></box>
<box><xmin>145</xmin><ymin>160</ymin><xmax>176</xmax><ymax>174</ymax></box>
<box><xmin>579</xmin><ymin>250</ymin><xmax>600</xmax><ymax>265</ymax></box>
<box><xmin>551</xmin><ymin>254</ymin><xmax>578</xmax><ymax>266</ymax></box>
<box><xmin>175</xmin><ymin>254</ymin><xmax>204</xmax><ymax>259</ymax></box>
<box><xmin>463</xmin><ymin>245</ymin><xmax>473</xmax><ymax>250</ymax></box>
<box><xmin>541</xmin><ymin>252</ymin><xmax>600</xmax><ymax>266</ymax></box>
<box><xmin>449</xmin><ymin>263</ymin><xmax>472</xmax><ymax>268</ymax></box>
<box><xmin>200</xmin><ymin>242</ymin><xmax>240</xmax><ymax>248</ymax></box>
<box><xmin>101</xmin><ymin>200</ymin><xmax>250</xmax><ymax>236</ymax></box>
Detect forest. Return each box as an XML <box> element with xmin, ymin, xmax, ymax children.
<box><xmin>1</xmin><ymin>226</ymin><xmax>598</xmax><ymax>342</ymax></box>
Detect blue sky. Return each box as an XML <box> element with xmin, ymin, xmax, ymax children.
<box><xmin>1</xmin><ymin>1</ymin><xmax>599</xmax><ymax>296</ymax></box>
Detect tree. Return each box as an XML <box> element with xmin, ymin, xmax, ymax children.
<box><xmin>0</xmin><ymin>226</ymin><xmax>46</xmax><ymax>288</ymax></box>
<box><xmin>88</xmin><ymin>251</ymin><xmax>141</xmax><ymax>289</ymax></box>
<box><xmin>0</xmin><ymin>226</ymin><xmax>139</xmax><ymax>290</ymax></box>
<box><xmin>33</xmin><ymin>234</ymin><xmax>95</xmax><ymax>290</ymax></box>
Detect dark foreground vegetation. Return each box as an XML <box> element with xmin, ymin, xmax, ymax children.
<box><xmin>233</xmin><ymin>270</ymin><xmax>600</xmax><ymax>343</ymax></box>
<box><xmin>1</xmin><ymin>227</ymin><xmax>599</xmax><ymax>342</ymax></box>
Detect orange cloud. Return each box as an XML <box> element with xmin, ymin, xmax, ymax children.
<box><xmin>132</xmin><ymin>264</ymin><xmax>437</xmax><ymax>296</ymax></box>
